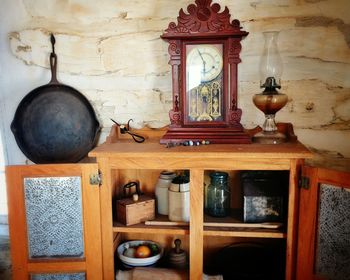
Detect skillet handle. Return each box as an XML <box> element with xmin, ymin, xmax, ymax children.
<box><xmin>49</xmin><ymin>34</ymin><xmax>59</xmax><ymax>84</ymax></box>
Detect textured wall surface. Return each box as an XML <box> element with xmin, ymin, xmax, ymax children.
<box><xmin>0</xmin><ymin>0</ymin><xmax>349</xmax><ymax>165</ymax></box>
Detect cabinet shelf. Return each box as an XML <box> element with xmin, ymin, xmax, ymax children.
<box><xmin>203</xmin><ymin>227</ymin><xmax>286</xmax><ymax>238</ymax></box>
<box><xmin>113</xmin><ymin>215</ymin><xmax>189</xmax><ymax>235</ymax></box>
<box><xmin>203</xmin><ymin>213</ymin><xmax>286</xmax><ymax>238</ymax></box>
<box><xmin>113</xmin><ymin>223</ymin><xmax>189</xmax><ymax>235</ymax></box>
<box><xmin>113</xmin><ymin>214</ymin><xmax>285</xmax><ymax>238</ymax></box>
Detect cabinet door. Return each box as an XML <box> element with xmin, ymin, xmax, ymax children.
<box><xmin>6</xmin><ymin>164</ymin><xmax>103</xmax><ymax>280</ymax></box>
<box><xmin>296</xmin><ymin>166</ymin><xmax>350</xmax><ymax>280</ymax></box>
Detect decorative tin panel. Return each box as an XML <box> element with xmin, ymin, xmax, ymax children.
<box><xmin>24</xmin><ymin>177</ymin><xmax>84</xmax><ymax>259</ymax></box>
<box><xmin>31</xmin><ymin>272</ymin><xmax>86</xmax><ymax>280</ymax></box>
<box><xmin>315</xmin><ymin>183</ymin><xmax>350</xmax><ymax>280</ymax></box>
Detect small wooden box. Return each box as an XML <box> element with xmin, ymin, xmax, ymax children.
<box><xmin>116</xmin><ymin>195</ymin><xmax>155</xmax><ymax>226</ymax></box>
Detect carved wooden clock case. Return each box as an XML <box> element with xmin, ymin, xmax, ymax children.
<box><xmin>160</xmin><ymin>0</ymin><xmax>251</xmax><ymax>144</ymax></box>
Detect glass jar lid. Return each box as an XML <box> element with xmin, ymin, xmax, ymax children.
<box><xmin>210</xmin><ymin>171</ymin><xmax>228</xmax><ymax>180</ymax></box>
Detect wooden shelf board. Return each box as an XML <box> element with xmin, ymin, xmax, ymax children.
<box><xmin>203</xmin><ymin>228</ymin><xmax>286</xmax><ymax>238</ymax></box>
<box><xmin>203</xmin><ymin>213</ymin><xmax>286</xmax><ymax>238</ymax></box>
<box><xmin>113</xmin><ymin>216</ymin><xmax>189</xmax><ymax>235</ymax></box>
<box><xmin>113</xmin><ymin>214</ymin><xmax>286</xmax><ymax>238</ymax></box>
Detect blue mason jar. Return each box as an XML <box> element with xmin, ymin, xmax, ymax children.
<box><xmin>206</xmin><ymin>171</ymin><xmax>230</xmax><ymax>217</ymax></box>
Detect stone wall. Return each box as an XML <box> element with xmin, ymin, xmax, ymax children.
<box><xmin>0</xmin><ymin>0</ymin><xmax>349</xmax><ymax>165</ymax></box>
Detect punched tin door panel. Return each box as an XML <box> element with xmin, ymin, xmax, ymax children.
<box><xmin>297</xmin><ymin>166</ymin><xmax>350</xmax><ymax>280</ymax></box>
<box><xmin>6</xmin><ymin>164</ymin><xmax>103</xmax><ymax>280</ymax></box>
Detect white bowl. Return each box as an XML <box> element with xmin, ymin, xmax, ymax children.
<box><xmin>117</xmin><ymin>240</ymin><xmax>163</xmax><ymax>267</ymax></box>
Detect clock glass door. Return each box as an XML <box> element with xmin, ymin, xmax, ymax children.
<box><xmin>185</xmin><ymin>43</ymin><xmax>224</xmax><ymax>124</ymax></box>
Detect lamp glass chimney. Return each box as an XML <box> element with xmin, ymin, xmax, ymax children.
<box><xmin>259</xmin><ymin>31</ymin><xmax>283</xmax><ymax>90</ymax></box>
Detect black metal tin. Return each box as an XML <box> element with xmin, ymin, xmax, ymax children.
<box><xmin>241</xmin><ymin>171</ymin><xmax>289</xmax><ymax>223</ymax></box>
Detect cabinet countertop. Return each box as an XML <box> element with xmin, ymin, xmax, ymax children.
<box><xmin>89</xmin><ymin>140</ymin><xmax>313</xmax><ymax>160</ymax></box>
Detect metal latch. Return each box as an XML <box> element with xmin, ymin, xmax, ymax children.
<box><xmin>299</xmin><ymin>176</ymin><xmax>310</xmax><ymax>190</ymax></box>
<box><xmin>90</xmin><ymin>170</ymin><xmax>102</xmax><ymax>186</ymax></box>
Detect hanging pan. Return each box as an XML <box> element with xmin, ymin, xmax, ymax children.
<box><xmin>11</xmin><ymin>34</ymin><xmax>100</xmax><ymax>163</ymax></box>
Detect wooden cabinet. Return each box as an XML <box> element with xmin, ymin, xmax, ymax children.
<box><xmin>6</xmin><ymin>164</ymin><xmax>103</xmax><ymax>279</ymax></box>
<box><xmin>89</xmin><ymin>136</ymin><xmax>312</xmax><ymax>280</ymax></box>
<box><xmin>7</xmin><ymin>132</ymin><xmax>348</xmax><ymax>280</ymax></box>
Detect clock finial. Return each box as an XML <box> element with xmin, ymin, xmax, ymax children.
<box><xmin>162</xmin><ymin>0</ymin><xmax>246</xmax><ymax>36</ymax></box>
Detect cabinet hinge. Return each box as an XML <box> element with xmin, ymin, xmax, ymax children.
<box><xmin>299</xmin><ymin>176</ymin><xmax>310</xmax><ymax>190</ymax></box>
<box><xmin>90</xmin><ymin>170</ymin><xmax>102</xmax><ymax>186</ymax></box>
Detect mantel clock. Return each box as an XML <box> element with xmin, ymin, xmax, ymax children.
<box><xmin>160</xmin><ymin>0</ymin><xmax>251</xmax><ymax>144</ymax></box>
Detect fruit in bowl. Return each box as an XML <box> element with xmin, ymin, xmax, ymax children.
<box><xmin>135</xmin><ymin>245</ymin><xmax>151</xmax><ymax>258</ymax></box>
<box><xmin>117</xmin><ymin>240</ymin><xmax>163</xmax><ymax>267</ymax></box>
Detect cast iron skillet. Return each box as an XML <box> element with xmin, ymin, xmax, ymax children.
<box><xmin>11</xmin><ymin>34</ymin><xmax>100</xmax><ymax>163</ymax></box>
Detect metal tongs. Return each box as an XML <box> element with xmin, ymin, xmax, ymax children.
<box><xmin>110</xmin><ymin>118</ymin><xmax>145</xmax><ymax>143</ymax></box>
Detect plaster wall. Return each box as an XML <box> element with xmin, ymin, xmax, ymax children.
<box><xmin>0</xmin><ymin>0</ymin><xmax>349</xmax><ymax>172</ymax></box>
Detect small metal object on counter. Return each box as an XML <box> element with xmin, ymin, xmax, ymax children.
<box><xmin>165</xmin><ymin>140</ymin><xmax>210</xmax><ymax>148</ymax></box>
<box><xmin>168</xmin><ymin>239</ymin><xmax>188</xmax><ymax>269</ymax></box>
<box><xmin>110</xmin><ymin>118</ymin><xmax>145</xmax><ymax>143</ymax></box>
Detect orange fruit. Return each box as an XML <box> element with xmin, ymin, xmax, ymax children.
<box><xmin>135</xmin><ymin>245</ymin><xmax>151</xmax><ymax>258</ymax></box>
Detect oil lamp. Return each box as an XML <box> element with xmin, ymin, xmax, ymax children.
<box><xmin>252</xmin><ymin>31</ymin><xmax>288</xmax><ymax>144</ymax></box>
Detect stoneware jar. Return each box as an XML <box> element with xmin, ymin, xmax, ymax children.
<box><xmin>155</xmin><ymin>171</ymin><xmax>176</xmax><ymax>215</ymax></box>
<box><xmin>168</xmin><ymin>175</ymin><xmax>190</xmax><ymax>222</ymax></box>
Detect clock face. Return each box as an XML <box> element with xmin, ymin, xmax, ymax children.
<box><xmin>186</xmin><ymin>45</ymin><xmax>223</xmax><ymax>82</ymax></box>
<box><xmin>185</xmin><ymin>44</ymin><xmax>224</xmax><ymax>123</ymax></box>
